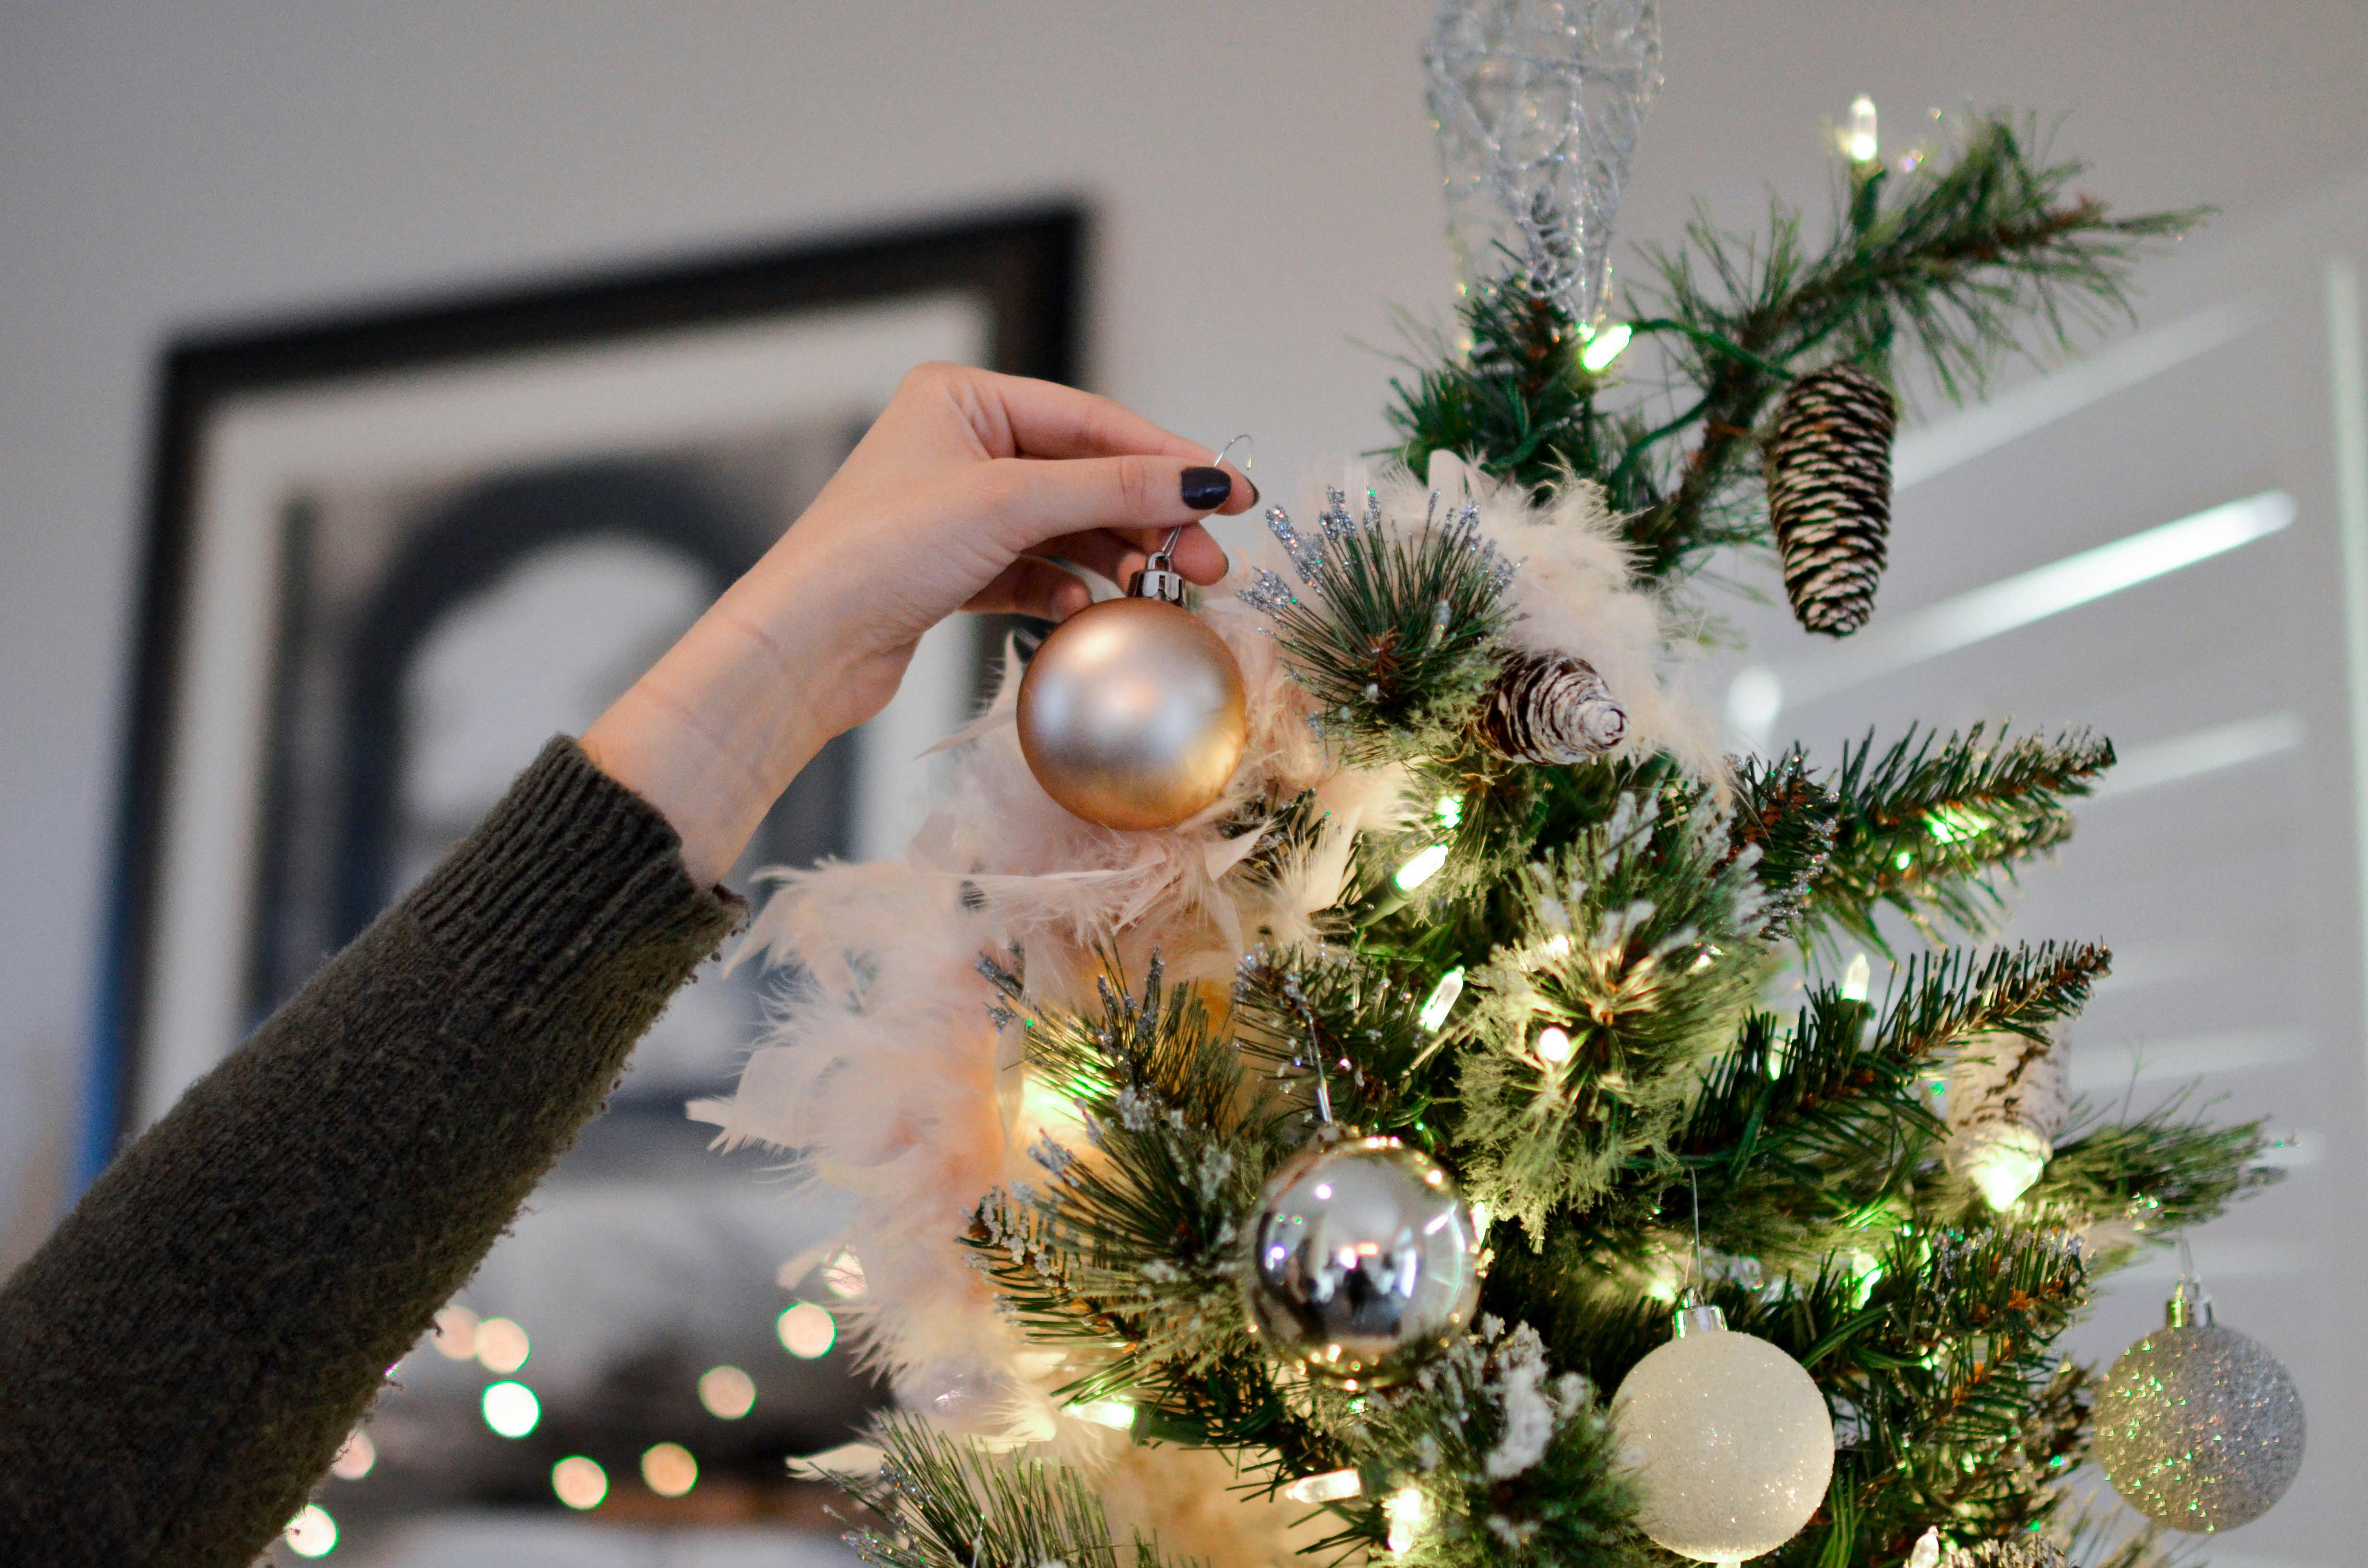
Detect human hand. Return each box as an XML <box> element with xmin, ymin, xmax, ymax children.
<box><xmin>581</xmin><ymin>363</ymin><xmax>1254</xmax><ymax>883</ymax></box>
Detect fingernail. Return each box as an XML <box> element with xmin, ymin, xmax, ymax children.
<box><xmin>1181</xmin><ymin>466</ymin><xmax>1232</xmax><ymax>511</ymax></box>
<box><xmin>1245</xmin><ymin>478</ymin><xmax>1259</xmax><ymax>507</ymax></box>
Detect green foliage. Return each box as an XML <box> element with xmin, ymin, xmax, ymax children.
<box><xmin>835</xmin><ymin>1411</ymin><xmax>1186</xmax><ymax>1568</ymax></box>
<box><xmin>1244</xmin><ymin>485</ymin><xmax>1516</xmax><ymax>760</ymax></box>
<box><xmin>1805</xmin><ymin>725</ymin><xmax>2115</xmax><ymax>954</ymax></box>
<box><xmin>1455</xmin><ymin>787</ymin><xmax>1778</xmax><ymax>1239</ymax></box>
<box><xmin>2028</xmin><ymin>1096</ymin><xmax>2283</xmax><ymax>1258</ymax></box>
<box><xmin>1386</xmin><ymin>113</ymin><xmax>2200</xmax><ymax>588</ymax></box>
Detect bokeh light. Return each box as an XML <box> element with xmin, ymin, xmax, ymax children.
<box><xmin>822</xmin><ymin>1250</ymin><xmax>867</xmax><ymax>1299</ymax></box>
<box><xmin>474</xmin><ymin>1316</ymin><xmax>530</xmax><ymax>1373</ymax></box>
<box><xmin>431</xmin><ymin>1304</ymin><xmax>478</xmax><ymax>1360</ymax></box>
<box><xmin>283</xmin><ymin>1504</ymin><xmax>337</xmax><ymax>1557</ymax></box>
<box><xmin>552</xmin><ymin>1455</ymin><xmax>608</xmax><ymax>1510</ymax></box>
<box><xmin>777</xmin><ymin>1302</ymin><xmax>837</xmax><ymax>1359</ymax></box>
<box><xmin>641</xmin><ymin>1442</ymin><xmax>698</xmax><ymax>1498</ymax></box>
<box><xmin>328</xmin><ymin>1429</ymin><xmax>374</xmax><ymax>1481</ymax></box>
<box><xmin>481</xmin><ymin>1380</ymin><xmax>540</xmax><ymax>1438</ymax></box>
<box><xmin>698</xmin><ymin>1364</ymin><xmax>757</xmax><ymax>1419</ymax></box>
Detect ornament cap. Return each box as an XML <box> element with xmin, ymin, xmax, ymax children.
<box><xmin>2165</xmin><ymin>1277</ymin><xmax>2215</xmax><ymax>1328</ymax></box>
<box><xmin>1673</xmin><ymin>1302</ymin><xmax>1726</xmax><ymax>1338</ymax></box>
<box><xmin>1128</xmin><ymin>548</ymin><xmax>1189</xmax><ymax>605</ymax></box>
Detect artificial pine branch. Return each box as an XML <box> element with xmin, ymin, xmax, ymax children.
<box><xmin>2027</xmin><ymin>1096</ymin><xmax>2282</xmax><ymax>1257</ymax></box>
<box><xmin>833</xmin><ymin>1411</ymin><xmax>1186</xmax><ymax>1568</ymax></box>
<box><xmin>1807</xmin><ymin>724</ymin><xmax>2114</xmax><ymax>952</ymax></box>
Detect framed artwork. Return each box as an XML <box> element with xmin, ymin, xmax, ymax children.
<box><xmin>97</xmin><ymin>208</ymin><xmax>1081</xmax><ymax>1538</ymax></box>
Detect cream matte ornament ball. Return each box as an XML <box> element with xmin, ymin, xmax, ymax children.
<box><xmin>2093</xmin><ymin>1283</ymin><xmax>2303</xmax><ymax>1532</ymax></box>
<box><xmin>1241</xmin><ymin>1137</ymin><xmax>1483</xmax><ymax>1388</ymax></box>
<box><xmin>1610</xmin><ymin>1305</ymin><xmax>1836</xmax><ymax>1566</ymax></box>
<box><xmin>1017</xmin><ymin>594</ymin><xmax>1247</xmax><ymax>833</ymax></box>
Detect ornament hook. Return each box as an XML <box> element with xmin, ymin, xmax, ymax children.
<box><xmin>2168</xmin><ymin>1233</ymin><xmax>2214</xmax><ymax>1327</ymax></box>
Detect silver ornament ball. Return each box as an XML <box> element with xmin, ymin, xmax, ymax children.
<box><xmin>2093</xmin><ymin>1284</ymin><xmax>2303</xmax><ymax>1532</ymax></box>
<box><xmin>1016</xmin><ymin>592</ymin><xmax>1247</xmax><ymax>833</ymax></box>
<box><xmin>1610</xmin><ymin>1304</ymin><xmax>1835</xmax><ymax>1565</ymax></box>
<box><xmin>1242</xmin><ymin>1137</ymin><xmax>1483</xmax><ymax>1387</ymax></box>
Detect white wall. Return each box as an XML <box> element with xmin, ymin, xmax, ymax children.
<box><xmin>5</xmin><ymin>0</ymin><xmax>2368</xmax><ymax>1552</ymax></box>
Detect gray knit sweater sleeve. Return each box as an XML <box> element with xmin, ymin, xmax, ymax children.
<box><xmin>0</xmin><ymin>738</ymin><xmax>746</xmax><ymax>1567</ymax></box>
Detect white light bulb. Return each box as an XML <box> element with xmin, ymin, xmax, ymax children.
<box><xmin>481</xmin><ymin>1381</ymin><xmax>540</xmax><ymax>1439</ymax></box>
<box><xmin>1846</xmin><ymin>95</ymin><xmax>1878</xmax><ymax>163</ymax></box>
<box><xmin>1906</xmin><ymin>1528</ymin><xmax>1942</xmax><ymax>1568</ymax></box>
<box><xmin>553</xmin><ymin>1455</ymin><xmax>609</xmax><ymax>1510</ymax></box>
<box><xmin>1385</xmin><ymin>1485</ymin><xmax>1430</xmax><ymax>1554</ymax></box>
<box><xmin>1535</xmin><ymin>1026</ymin><xmax>1575</xmax><ymax>1064</ymax></box>
<box><xmin>1418</xmin><ymin>968</ymin><xmax>1466</xmax><ymax>1031</ymax></box>
<box><xmin>1395</xmin><ymin>844</ymin><xmax>1450</xmax><ymax>891</ymax></box>
<box><xmin>1840</xmin><ymin>952</ymin><xmax>1872</xmax><ymax>1002</ymax></box>
<box><xmin>283</xmin><ymin>1505</ymin><xmax>337</xmax><ymax>1559</ymax></box>
<box><xmin>1068</xmin><ymin>1398</ymin><xmax>1135</xmax><ymax>1430</ymax></box>
<box><xmin>1280</xmin><ymin>1468</ymin><xmax>1363</xmax><ymax>1505</ymax></box>
<box><xmin>1581</xmin><ymin>321</ymin><xmax>1633</xmax><ymax>371</ymax></box>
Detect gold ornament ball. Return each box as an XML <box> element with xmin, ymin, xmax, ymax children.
<box><xmin>1017</xmin><ymin>596</ymin><xmax>1247</xmax><ymax>832</ymax></box>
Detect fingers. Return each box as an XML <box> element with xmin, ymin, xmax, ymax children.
<box><xmin>962</xmin><ymin>370</ymin><xmax>1209</xmax><ymax>464</ymax></box>
<box><xmin>970</xmin><ymin>456</ymin><xmax>1256</xmax><ymax>563</ymax></box>
<box><xmin>963</xmin><ymin>555</ymin><xmax>1095</xmax><ymax>621</ymax></box>
<box><xmin>1038</xmin><ymin>522</ymin><xmax>1229</xmax><ymax>588</ymax></box>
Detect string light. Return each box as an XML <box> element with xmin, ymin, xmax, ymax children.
<box><xmin>822</xmin><ymin>1251</ymin><xmax>867</xmax><ymax>1299</ymax></box>
<box><xmin>698</xmin><ymin>1365</ymin><xmax>757</xmax><ymax>1419</ymax></box>
<box><xmin>1840</xmin><ymin>952</ymin><xmax>1872</xmax><ymax>1002</ymax></box>
<box><xmin>1279</xmin><ymin>1468</ymin><xmax>1363</xmax><ymax>1504</ymax></box>
<box><xmin>1846</xmin><ymin>95</ymin><xmax>1878</xmax><ymax>163</ymax></box>
<box><xmin>328</xmin><ymin>1429</ymin><xmax>374</xmax><ymax>1481</ymax></box>
<box><xmin>1394</xmin><ymin>844</ymin><xmax>1450</xmax><ymax>891</ymax></box>
<box><xmin>1068</xmin><ymin>1399</ymin><xmax>1135</xmax><ymax>1430</ymax></box>
<box><xmin>1385</xmin><ymin>1485</ymin><xmax>1431</xmax><ymax>1554</ymax></box>
<box><xmin>431</xmin><ymin>1304</ymin><xmax>478</xmax><ymax>1361</ymax></box>
<box><xmin>1534</xmin><ymin>1025</ymin><xmax>1575</xmax><ymax>1065</ymax></box>
<box><xmin>481</xmin><ymin>1381</ymin><xmax>540</xmax><ymax>1438</ymax></box>
<box><xmin>1434</xmin><ymin>793</ymin><xmax>1463</xmax><ymax>829</ymax></box>
<box><xmin>1417</xmin><ymin>968</ymin><xmax>1465</xmax><ymax>1031</ymax></box>
<box><xmin>474</xmin><ymin>1317</ymin><xmax>530</xmax><ymax>1374</ymax></box>
<box><xmin>777</xmin><ymin>1302</ymin><xmax>838</xmax><ymax>1359</ymax></box>
<box><xmin>553</xmin><ymin>1456</ymin><xmax>609</xmax><ymax>1510</ymax></box>
<box><xmin>1579</xmin><ymin>321</ymin><xmax>1633</xmax><ymax>371</ymax></box>
<box><xmin>641</xmin><ymin>1442</ymin><xmax>699</xmax><ymax>1499</ymax></box>
<box><xmin>283</xmin><ymin>1504</ymin><xmax>336</xmax><ymax>1558</ymax></box>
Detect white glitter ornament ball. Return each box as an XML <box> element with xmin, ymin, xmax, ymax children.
<box><xmin>1610</xmin><ymin>1304</ymin><xmax>1835</xmax><ymax>1565</ymax></box>
<box><xmin>2093</xmin><ymin>1281</ymin><xmax>2303</xmax><ymax>1532</ymax></box>
<box><xmin>1241</xmin><ymin>1137</ymin><xmax>1483</xmax><ymax>1388</ymax></box>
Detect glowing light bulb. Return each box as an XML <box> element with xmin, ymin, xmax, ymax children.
<box><xmin>698</xmin><ymin>1364</ymin><xmax>757</xmax><ymax>1419</ymax></box>
<box><xmin>283</xmin><ymin>1504</ymin><xmax>336</xmax><ymax>1558</ymax></box>
<box><xmin>1068</xmin><ymin>1398</ymin><xmax>1135</xmax><ymax>1430</ymax></box>
<box><xmin>1385</xmin><ymin>1485</ymin><xmax>1431</xmax><ymax>1554</ymax></box>
<box><xmin>553</xmin><ymin>1455</ymin><xmax>609</xmax><ymax>1510</ymax></box>
<box><xmin>329</xmin><ymin>1429</ymin><xmax>374</xmax><ymax>1481</ymax></box>
<box><xmin>1846</xmin><ymin>95</ymin><xmax>1878</xmax><ymax>163</ymax></box>
<box><xmin>1963</xmin><ymin>1134</ymin><xmax>2051</xmax><ymax>1211</ymax></box>
<box><xmin>1840</xmin><ymin>952</ymin><xmax>1872</xmax><ymax>1002</ymax></box>
<box><xmin>1907</xmin><ymin>1528</ymin><xmax>1942</xmax><ymax>1568</ymax></box>
<box><xmin>481</xmin><ymin>1381</ymin><xmax>540</xmax><ymax>1439</ymax></box>
<box><xmin>1418</xmin><ymin>967</ymin><xmax>1466</xmax><ymax>1031</ymax></box>
<box><xmin>431</xmin><ymin>1304</ymin><xmax>478</xmax><ymax>1360</ymax></box>
<box><xmin>1580</xmin><ymin>321</ymin><xmax>1633</xmax><ymax>371</ymax></box>
<box><xmin>474</xmin><ymin>1316</ymin><xmax>529</xmax><ymax>1373</ymax></box>
<box><xmin>1435</xmin><ymin>793</ymin><xmax>1464</xmax><ymax>828</ymax></box>
<box><xmin>1280</xmin><ymin>1468</ymin><xmax>1363</xmax><ymax>1505</ymax></box>
<box><xmin>642</xmin><ymin>1442</ymin><xmax>699</xmax><ymax>1498</ymax></box>
<box><xmin>777</xmin><ymin>1302</ymin><xmax>838</xmax><ymax>1359</ymax></box>
<box><xmin>1535</xmin><ymin>1025</ymin><xmax>1575</xmax><ymax>1065</ymax></box>
<box><xmin>822</xmin><ymin>1251</ymin><xmax>867</xmax><ymax>1299</ymax></box>
<box><xmin>1394</xmin><ymin>844</ymin><xmax>1450</xmax><ymax>891</ymax></box>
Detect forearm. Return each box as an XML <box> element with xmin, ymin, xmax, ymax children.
<box><xmin>0</xmin><ymin>739</ymin><xmax>741</xmax><ymax>1568</ymax></box>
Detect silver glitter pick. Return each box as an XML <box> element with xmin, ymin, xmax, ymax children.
<box><xmin>1238</xmin><ymin>569</ymin><xmax>1300</xmax><ymax>613</ymax></box>
<box><xmin>1265</xmin><ymin>505</ymin><xmax>1325</xmax><ymax>581</ymax></box>
<box><xmin>1424</xmin><ymin>0</ymin><xmax>1664</xmax><ymax>326</ymax></box>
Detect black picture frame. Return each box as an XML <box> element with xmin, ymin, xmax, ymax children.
<box><xmin>93</xmin><ymin>205</ymin><xmax>1084</xmax><ymax>1181</ymax></box>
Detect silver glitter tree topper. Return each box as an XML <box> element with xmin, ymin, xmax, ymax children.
<box><xmin>1424</xmin><ymin>0</ymin><xmax>1663</xmax><ymax>326</ymax></box>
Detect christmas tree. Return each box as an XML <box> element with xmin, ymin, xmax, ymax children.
<box><xmin>696</xmin><ymin>6</ymin><xmax>2287</xmax><ymax>1565</ymax></box>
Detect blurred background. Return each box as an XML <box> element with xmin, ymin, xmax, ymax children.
<box><xmin>6</xmin><ymin>3</ymin><xmax>2368</xmax><ymax>1565</ymax></box>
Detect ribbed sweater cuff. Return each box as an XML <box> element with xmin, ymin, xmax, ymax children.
<box><xmin>409</xmin><ymin>736</ymin><xmax>745</xmax><ymax>998</ymax></box>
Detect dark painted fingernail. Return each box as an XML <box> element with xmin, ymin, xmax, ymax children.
<box><xmin>1245</xmin><ymin>477</ymin><xmax>1260</xmax><ymax>506</ymax></box>
<box><xmin>1181</xmin><ymin>466</ymin><xmax>1233</xmax><ymax>511</ymax></box>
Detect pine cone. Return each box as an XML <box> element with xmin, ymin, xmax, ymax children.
<box><xmin>1765</xmin><ymin>362</ymin><xmax>1897</xmax><ymax>637</ymax></box>
<box><xmin>1478</xmin><ymin>650</ymin><xmax>1627</xmax><ymax>763</ymax></box>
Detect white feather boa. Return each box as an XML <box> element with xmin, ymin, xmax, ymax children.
<box><xmin>690</xmin><ymin>456</ymin><xmax>1714</xmax><ymax>1562</ymax></box>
